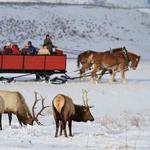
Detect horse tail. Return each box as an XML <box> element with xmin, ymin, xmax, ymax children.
<box><xmin>77</xmin><ymin>54</ymin><xmax>81</xmax><ymax>68</ymax></box>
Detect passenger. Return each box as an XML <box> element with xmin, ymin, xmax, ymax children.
<box><xmin>11</xmin><ymin>44</ymin><xmax>20</xmax><ymax>54</ymax></box>
<box><xmin>21</xmin><ymin>41</ymin><xmax>29</xmax><ymax>55</ymax></box>
<box><xmin>43</xmin><ymin>34</ymin><xmax>56</xmax><ymax>54</ymax></box>
<box><xmin>3</xmin><ymin>42</ymin><xmax>12</xmax><ymax>54</ymax></box>
<box><xmin>38</xmin><ymin>44</ymin><xmax>50</xmax><ymax>55</ymax></box>
<box><xmin>0</xmin><ymin>48</ymin><xmax>3</xmax><ymax>54</ymax></box>
<box><xmin>27</xmin><ymin>41</ymin><xmax>37</xmax><ymax>55</ymax></box>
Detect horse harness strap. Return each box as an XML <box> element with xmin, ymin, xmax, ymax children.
<box><xmin>122</xmin><ymin>48</ymin><xmax>129</xmax><ymax>69</ymax></box>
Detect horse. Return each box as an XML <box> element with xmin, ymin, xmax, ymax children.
<box><xmin>77</xmin><ymin>50</ymin><xmax>97</xmax><ymax>68</ymax></box>
<box><xmin>77</xmin><ymin>48</ymin><xmax>125</xmax><ymax>80</ymax></box>
<box><xmin>88</xmin><ymin>47</ymin><xmax>140</xmax><ymax>83</ymax></box>
<box><xmin>77</xmin><ymin>50</ymin><xmax>97</xmax><ymax>80</ymax></box>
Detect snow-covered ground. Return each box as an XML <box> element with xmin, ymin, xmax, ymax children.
<box><xmin>0</xmin><ymin>59</ymin><xmax>150</xmax><ymax>150</ymax></box>
<box><xmin>0</xmin><ymin>0</ymin><xmax>150</xmax><ymax>150</ymax></box>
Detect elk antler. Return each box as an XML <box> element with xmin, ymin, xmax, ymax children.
<box><xmin>32</xmin><ymin>92</ymin><xmax>49</xmax><ymax>125</ymax></box>
<box><xmin>82</xmin><ymin>89</ymin><xmax>88</xmax><ymax>107</ymax></box>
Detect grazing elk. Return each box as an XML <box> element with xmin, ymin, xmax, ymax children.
<box><xmin>0</xmin><ymin>96</ymin><xmax>4</xmax><ymax>130</ymax></box>
<box><xmin>52</xmin><ymin>90</ymin><xmax>94</xmax><ymax>137</ymax></box>
<box><xmin>0</xmin><ymin>90</ymin><xmax>48</xmax><ymax>130</ymax></box>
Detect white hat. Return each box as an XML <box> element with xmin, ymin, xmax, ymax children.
<box><xmin>5</xmin><ymin>42</ymin><xmax>11</xmax><ymax>46</ymax></box>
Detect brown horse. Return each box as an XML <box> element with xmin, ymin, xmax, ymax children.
<box><xmin>88</xmin><ymin>47</ymin><xmax>140</xmax><ymax>83</ymax></box>
<box><xmin>77</xmin><ymin>50</ymin><xmax>97</xmax><ymax>68</ymax></box>
<box><xmin>77</xmin><ymin>50</ymin><xmax>97</xmax><ymax>80</ymax></box>
<box><xmin>77</xmin><ymin>48</ymin><xmax>125</xmax><ymax>80</ymax></box>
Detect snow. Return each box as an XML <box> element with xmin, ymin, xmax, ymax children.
<box><xmin>104</xmin><ymin>0</ymin><xmax>149</xmax><ymax>8</ymax></box>
<box><xmin>0</xmin><ymin>60</ymin><xmax>150</xmax><ymax>150</ymax></box>
<box><xmin>139</xmin><ymin>8</ymin><xmax>150</xmax><ymax>14</ymax></box>
<box><xmin>0</xmin><ymin>0</ymin><xmax>150</xmax><ymax>150</ymax></box>
<box><xmin>0</xmin><ymin>0</ymin><xmax>149</xmax><ymax>8</ymax></box>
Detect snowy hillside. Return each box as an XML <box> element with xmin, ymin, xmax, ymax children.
<box><xmin>0</xmin><ymin>1</ymin><xmax>150</xmax><ymax>150</ymax></box>
<box><xmin>0</xmin><ymin>0</ymin><xmax>149</xmax><ymax>8</ymax></box>
<box><xmin>0</xmin><ymin>1</ymin><xmax>150</xmax><ymax>59</ymax></box>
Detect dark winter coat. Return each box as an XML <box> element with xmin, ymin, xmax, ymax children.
<box><xmin>43</xmin><ymin>38</ymin><xmax>55</xmax><ymax>54</ymax></box>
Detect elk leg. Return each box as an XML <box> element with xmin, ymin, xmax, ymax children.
<box><xmin>60</xmin><ymin>115</ymin><xmax>67</xmax><ymax>137</ymax></box>
<box><xmin>55</xmin><ymin>119</ymin><xmax>59</xmax><ymax>137</ymax></box>
<box><xmin>68</xmin><ymin>120</ymin><xmax>72</xmax><ymax>136</ymax></box>
<box><xmin>17</xmin><ymin>115</ymin><xmax>23</xmax><ymax>126</ymax></box>
<box><xmin>0</xmin><ymin>114</ymin><xmax>2</xmax><ymax>130</ymax></box>
<box><xmin>8</xmin><ymin>113</ymin><xmax>12</xmax><ymax>126</ymax></box>
<box><xmin>63</xmin><ymin>121</ymin><xmax>67</xmax><ymax>137</ymax></box>
<box><xmin>59</xmin><ymin>121</ymin><xmax>63</xmax><ymax>136</ymax></box>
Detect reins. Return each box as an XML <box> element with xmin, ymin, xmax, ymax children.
<box><xmin>56</xmin><ymin>46</ymin><xmax>83</xmax><ymax>56</ymax></box>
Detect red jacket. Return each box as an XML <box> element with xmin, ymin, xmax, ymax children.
<box><xmin>11</xmin><ymin>44</ymin><xmax>20</xmax><ymax>54</ymax></box>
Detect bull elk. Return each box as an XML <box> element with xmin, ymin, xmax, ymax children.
<box><xmin>0</xmin><ymin>90</ymin><xmax>48</xmax><ymax>130</ymax></box>
<box><xmin>52</xmin><ymin>90</ymin><xmax>94</xmax><ymax>137</ymax></box>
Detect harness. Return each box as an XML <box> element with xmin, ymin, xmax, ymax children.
<box><xmin>97</xmin><ymin>48</ymin><xmax>130</xmax><ymax>80</ymax></box>
<box><xmin>109</xmin><ymin>47</ymin><xmax>129</xmax><ymax>70</ymax></box>
<box><xmin>122</xmin><ymin>47</ymin><xmax>129</xmax><ymax>69</ymax></box>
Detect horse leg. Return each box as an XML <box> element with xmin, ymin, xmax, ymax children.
<box><xmin>98</xmin><ymin>68</ymin><xmax>107</xmax><ymax>81</ymax></box>
<box><xmin>91</xmin><ymin>65</ymin><xmax>99</xmax><ymax>84</ymax></box>
<box><xmin>80</xmin><ymin>67</ymin><xmax>85</xmax><ymax>81</ymax></box>
<box><xmin>80</xmin><ymin>63</ymin><xmax>91</xmax><ymax>81</ymax></box>
<box><xmin>120</xmin><ymin>65</ymin><xmax>127</xmax><ymax>83</ymax></box>
<box><xmin>109</xmin><ymin>69</ymin><xmax>116</xmax><ymax>84</ymax></box>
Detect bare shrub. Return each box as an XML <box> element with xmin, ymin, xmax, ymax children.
<box><xmin>130</xmin><ymin>116</ymin><xmax>141</xmax><ymax>127</ymax></box>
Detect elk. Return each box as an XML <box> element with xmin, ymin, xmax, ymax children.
<box><xmin>0</xmin><ymin>90</ymin><xmax>48</xmax><ymax>130</ymax></box>
<box><xmin>52</xmin><ymin>90</ymin><xmax>94</xmax><ymax>137</ymax></box>
<box><xmin>0</xmin><ymin>96</ymin><xmax>4</xmax><ymax>130</ymax></box>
